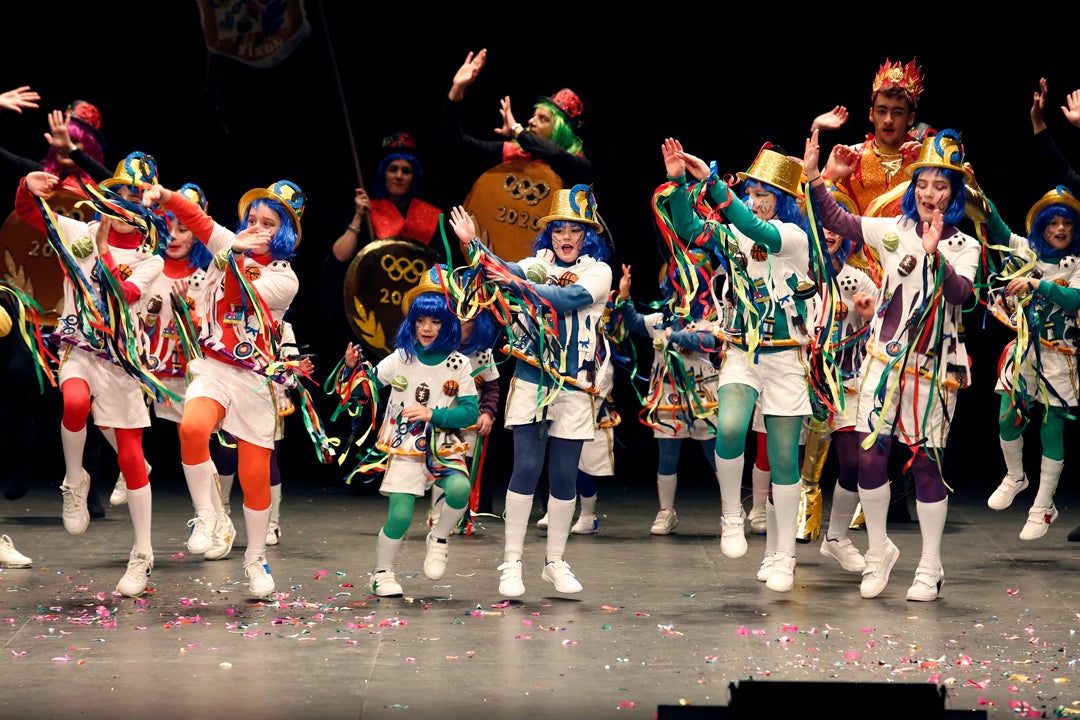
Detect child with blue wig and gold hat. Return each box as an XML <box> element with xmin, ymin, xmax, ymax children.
<box><xmin>140</xmin><ymin>178</ymin><xmax>307</xmax><ymax>599</ymax></box>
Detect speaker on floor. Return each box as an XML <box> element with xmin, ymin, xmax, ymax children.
<box><xmin>657</xmin><ymin>679</ymin><xmax>988</xmax><ymax>719</ymax></box>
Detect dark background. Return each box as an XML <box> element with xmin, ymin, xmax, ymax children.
<box><xmin>3</xmin><ymin>4</ymin><xmax>1079</xmax><ymax>495</ymax></box>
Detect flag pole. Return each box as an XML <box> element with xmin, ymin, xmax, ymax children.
<box><xmin>314</xmin><ymin>0</ymin><xmax>374</xmax><ymax>245</ymax></box>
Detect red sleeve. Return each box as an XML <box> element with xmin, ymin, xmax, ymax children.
<box><xmin>163</xmin><ymin>191</ymin><xmax>215</xmax><ymax>242</ymax></box>
<box><xmin>15</xmin><ymin>179</ymin><xmax>46</xmax><ymax>233</ymax></box>
<box><xmin>99</xmin><ymin>251</ymin><xmax>142</xmax><ymax>303</ymax></box>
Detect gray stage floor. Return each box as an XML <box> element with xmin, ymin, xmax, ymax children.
<box><xmin>0</xmin><ymin>469</ymin><xmax>1077</xmax><ymax>720</ymax></box>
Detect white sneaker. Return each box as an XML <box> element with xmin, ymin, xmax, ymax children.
<box><xmin>60</xmin><ymin>471</ymin><xmax>90</xmax><ymax>536</ymax></box>
<box><xmin>369</xmin><ymin>569</ymin><xmax>403</xmax><ymax>598</ymax></box>
<box><xmin>542</xmin><ymin>560</ymin><xmax>583</xmax><ymax>593</ymax></box>
<box><xmin>571</xmin><ymin>513</ymin><xmax>598</xmax><ymax>535</ymax></box>
<box><xmin>756</xmin><ymin>552</ymin><xmax>775</xmax><ymax>582</ymax></box>
<box><xmin>244</xmin><ymin>556</ymin><xmax>275</xmax><ymax>598</ymax></box>
<box><xmin>820</xmin><ymin>536</ymin><xmax>866</xmax><ymax>573</ymax></box>
<box><xmin>0</xmin><ymin>535</ymin><xmax>31</xmax><ymax>568</ymax></box>
<box><xmin>720</xmin><ymin>513</ymin><xmax>748</xmax><ymax>558</ymax></box>
<box><xmin>1019</xmin><ymin>505</ymin><xmax>1058</xmax><ymax>540</ymax></box>
<box><xmin>497</xmin><ymin>560</ymin><xmax>525</xmax><ymax>597</ymax></box>
<box><xmin>987</xmin><ymin>476</ymin><xmax>1029</xmax><ymax>510</ymax></box>
<box><xmin>266</xmin><ymin>521</ymin><xmax>281</xmax><ymax>546</ymax></box>
<box><xmin>747</xmin><ymin>505</ymin><xmax>767</xmax><ymax>534</ymax></box>
<box><xmin>860</xmin><ymin>538</ymin><xmax>900</xmax><ymax>599</ymax></box>
<box><xmin>906</xmin><ymin>564</ymin><xmax>945</xmax><ymax>602</ymax></box>
<box><xmin>765</xmin><ymin>552</ymin><xmax>796</xmax><ymax>593</ymax></box>
<box><xmin>116</xmin><ymin>551</ymin><xmax>153</xmax><ymax>597</ymax></box>
<box><xmin>109</xmin><ymin>475</ymin><xmax>128</xmax><ymax>507</ymax></box>
<box><xmin>423</xmin><ymin>532</ymin><xmax>449</xmax><ymax>580</ymax></box>
<box><xmin>204</xmin><ymin>514</ymin><xmax>235</xmax><ymax>561</ymax></box>
<box><xmin>186</xmin><ymin>513</ymin><xmax>214</xmax><ymax>554</ymax></box>
<box><xmin>536</xmin><ymin>513</ymin><xmax>549</xmax><ymax>530</ymax></box>
<box><xmin>650</xmin><ymin>508</ymin><xmax>678</xmax><ymax>535</ymax></box>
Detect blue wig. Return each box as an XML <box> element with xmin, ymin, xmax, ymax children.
<box><xmin>740</xmin><ymin>179</ymin><xmax>809</xmax><ymax>234</ymax></box>
<box><xmin>900</xmin><ymin>167</ymin><xmax>967</xmax><ymax>226</ymax></box>
<box><xmin>1030</xmin><ymin>204</ymin><xmax>1080</xmax><ymax>258</ymax></box>
<box><xmin>372</xmin><ymin>152</ymin><xmax>423</xmax><ymax>201</ymax></box>
<box><xmin>393</xmin><ymin>291</ymin><xmax>461</xmax><ymax>360</ymax></box>
<box><xmin>458</xmin><ymin>308</ymin><xmax>501</xmax><ymax>356</ymax></box>
<box><xmin>530</xmin><ymin>219</ymin><xmax>610</xmax><ymax>263</ymax></box>
<box><xmin>236</xmin><ymin>198</ymin><xmax>299</xmax><ymax>261</ymax></box>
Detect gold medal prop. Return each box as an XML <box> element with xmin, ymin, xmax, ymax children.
<box><xmin>343</xmin><ymin>237</ymin><xmax>437</xmax><ymax>360</ymax></box>
<box><xmin>463</xmin><ymin>159</ymin><xmax>563</xmax><ymax>262</ymax></box>
<box><xmin>0</xmin><ymin>188</ymin><xmax>91</xmax><ymax>328</ymax></box>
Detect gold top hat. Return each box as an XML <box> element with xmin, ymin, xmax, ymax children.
<box><xmin>538</xmin><ymin>184</ymin><xmax>603</xmax><ymax>233</ymax></box>
<box><xmin>237</xmin><ymin>180</ymin><xmax>306</xmax><ymax>244</ymax></box>
<box><xmin>1025</xmin><ymin>185</ymin><xmax>1080</xmax><ymax>235</ymax></box>
<box><xmin>401</xmin><ymin>264</ymin><xmax>449</xmax><ymax>314</ymax></box>
<box><xmin>737</xmin><ymin>145</ymin><xmax>804</xmax><ymax>198</ymax></box>
<box><xmin>904</xmin><ymin>130</ymin><xmax>972</xmax><ymax>182</ymax></box>
<box><xmin>101</xmin><ymin>151</ymin><xmax>158</xmax><ymax>192</ymax></box>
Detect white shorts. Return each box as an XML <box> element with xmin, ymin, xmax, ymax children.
<box><xmin>184</xmin><ymin>357</ymin><xmax>278</xmax><ymax>449</ymax></box>
<box><xmin>380</xmin><ymin>454</ymin><xmax>433</xmax><ymax>497</ymax></box>
<box><xmin>579</xmin><ymin>426</ymin><xmax>616</xmax><ymax>476</ymax></box>
<box><xmin>719</xmin><ymin>346</ymin><xmax>812</xmax><ymax>417</ymax></box>
<box><xmin>995</xmin><ymin>340</ymin><xmax>1078</xmax><ymax>407</ymax></box>
<box><xmin>830</xmin><ymin>384</ymin><xmax>860</xmax><ymax>431</ymax></box>
<box><xmin>59</xmin><ymin>346</ymin><xmax>151</xmax><ymax>429</ymax></box>
<box><xmin>152</xmin><ymin>375</ymin><xmax>187</xmax><ymax>424</ymax></box>
<box><xmin>855</xmin><ymin>353</ymin><xmax>959</xmax><ymax>450</ymax></box>
<box><xmin>504</xmin><ymin>377</ymin><xmax>595</xmax><ymax>440</ymax></box>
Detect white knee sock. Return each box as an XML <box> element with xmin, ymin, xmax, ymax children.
<box><xmin>914</xmin><ymin>498</ymin><xmax>948</xmax><ymax>570</ymax></box>
<box><xmin>751</xmin><ymin>465</ymin><xmax>771</xmax><ymax>512</ymax></box>
<box><xmin>770</xmin><ymin>482</ymin><xmax>801</xmax><ymax>558</ymax></box>
<box><xmin>217</xmin><ymin>472</ymin><xmax>236</xmax><ymax>511</ymax></box>
<box><xmin>657</xmin><ymin>473</ymin><xmax>677</xmax><ymax>510</ymax></box>
<box><xmin>763</xmin><ymin>501</ymin><xmax>777</xmax><ymax>557</ymax></box>
<box><xmin>126</xmin><ymin>484</ymin><xmax>153</xmax><ymax>555</ymax></box>
<box><xmin>1033</xmin><ymin>456</ymin><xmax>1065</xmax><ymax>508</ymax></box>
<box><xmin>858</xmin><ymin>484</ymin><xmax>891</xmax><ymax>555</ymax></box>
<box><xmin>374</xmin><ymin>528</ymin><xmax>402</xmax><ymax>571</ymax></box>
<box><xmin>1000</xmin><ymin>436</ymin><xmax>1025</xmax><ymax>482</ymax></box>
<box><xmin>269</xmin><ymin>484</ymin><xmax>282</xmax><ymax>524</ymax></box>
<box><xmin>544</xmin><ymin>496</ymin><xmax>576</xmax><ymax>563</ymax></box>
<box><xmin>60</xmin><ymin>425</ymin><xmax>87</xmax><ymax>486</ymax></box>
<box><xmin>182</xmin><ymin>459</ymin><xmax>216</xmax><ymax>517</ymax></box>
<box><xmin>502</xmin><ymin>491</ymin><xmax>533</xmax><ymax>563</ymax></box>
<box><xmin>243</xmin><ymin>505</ymin><xmax>270</xmax><ymax>560</ymax></box>
<box><xmin>826</xmin><ymin>486</ymin><xmax>860</xmax><ymax>541</ymax></box>
<box><xmin>433</xmin><ymin>500</ymin><xmax>467</xmax><ymax>540</ymax></box>
<box><xmin>714</xmin><ymin>453</ymin><xmax>745</xmax><ymax>518</ymax></box>
<box><xmin>578</xmin><ymin>493</ymin><xmax>597</xmax><ymax>517</ymax></box>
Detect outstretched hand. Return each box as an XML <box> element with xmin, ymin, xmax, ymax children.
<box><xmin>24</xmin><ymin>171</ymin><xmax>59</xmax><ymax>198</ymax></box>
<box><xmin>803</xmin><ymin>129</ymin><xmax>821</xmax><ymax>176</ymax></box>
<box><xmin>448</xmin><ymin>205</ymin><xmax>476</xmax><ymax>244</ymax></box>
<box><xmin>811</xmin><ymin>105</ymin><xmax>848</xmax><ymax>132</ymax></box>
<box><xmin>0</xmin><ymin>86</ymin><xmax>40</xmax><ymax>114</ymax></box>
<box><xmin>449</xmin><ymin>48</ymin><xmax>486</xmax><ymax>100</ymax></box>
<box><xmin>1064</xmin><ymin>87</ymin><xmax>1080</xmax><ymax>129</ymax></box>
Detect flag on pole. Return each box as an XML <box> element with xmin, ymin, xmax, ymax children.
<box><xmin>196</xmin><ymin>0</ymin><xmax>312</xmax><ymax>69</ymax></box>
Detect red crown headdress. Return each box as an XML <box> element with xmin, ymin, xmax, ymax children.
<box><xmin>871</xmin><ymin>58</ymin><xmax>925</xmax><ymax>105</ymax></box>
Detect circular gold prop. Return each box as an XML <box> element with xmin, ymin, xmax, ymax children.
<box><xmin>343</xmin><ymin>237</ymin><xmax>438</xmax><ymax>360</ymax></box>
<box><xmin>0</xmin><ymin>189</ymin><xmax>92</xmax><ymax>328</ymax></box>
<box><xmin>463</xmin><ymin>159</ymin><xmax>564</xmax><ymax>262</ymax></box>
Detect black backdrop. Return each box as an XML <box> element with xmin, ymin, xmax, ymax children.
<box><xmin>3</xmin><ymin>5</ymin><xmax>1079</xmax><ymax>493</ymax></box>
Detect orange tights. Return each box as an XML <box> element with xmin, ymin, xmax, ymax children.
<box><xmin>179</xmin><ymin>397</ymin><xmax>272</xmax><ymax>510</ymax></box>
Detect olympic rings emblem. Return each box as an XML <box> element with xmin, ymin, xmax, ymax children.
<box><xmin>381</xmin><ymin>254</ymin><xmax>426</xmax><ymax>283</ymax></box>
